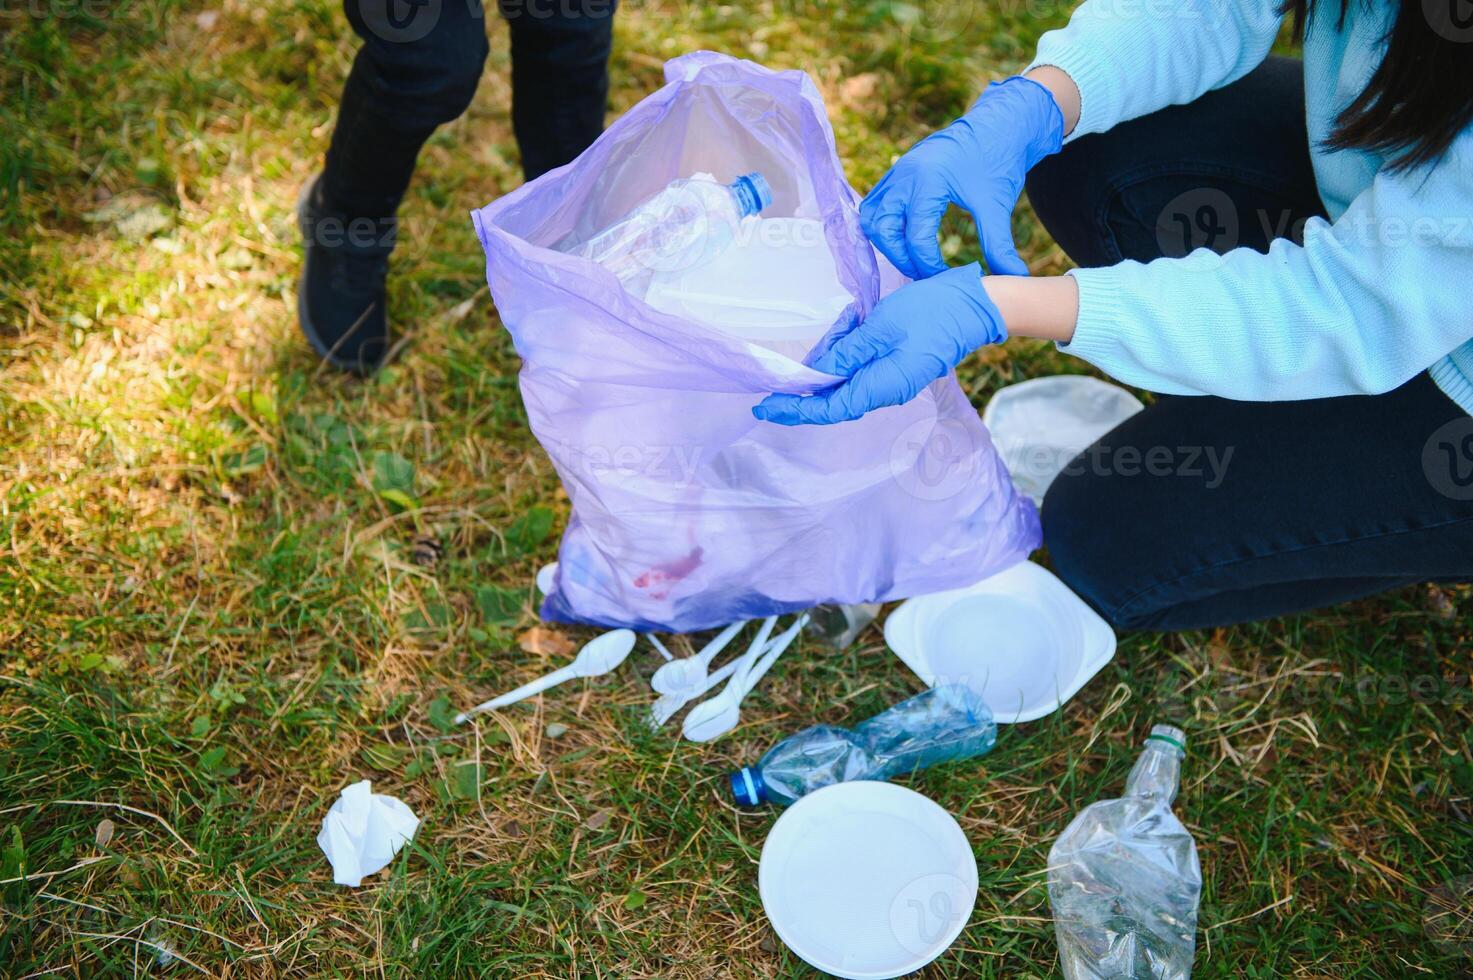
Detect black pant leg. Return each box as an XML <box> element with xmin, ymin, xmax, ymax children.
<box><xmin>1025</xmin><ymin>55</ymin><xmax>1325</xmax><ymax>266</ymax></box>
<box><xmin>323</xmin><ymin>0</ymin><xmax>491</xmax><ymax>219</ymax></box>
<box><xmin>500</xmin><ymin>0</ymin><xmax>616</xmax><ymax>180</ymax></box>
<box><xmin>1042</xmin><ymin>376</ymin><xmax>1473</xmax><ymax>630</ymax></box>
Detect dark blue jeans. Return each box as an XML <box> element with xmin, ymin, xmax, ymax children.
<box><xmin>1024</xmin><ymin>57</ymin><xmax>1473</xmax><ymax>630</ymax></box>
<box><xmin>322</xmin><ymin>0</ymin><xmax>614</xmax><ymax>219</ymax></box>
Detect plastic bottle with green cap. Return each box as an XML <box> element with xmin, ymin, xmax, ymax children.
<box><xmin>1047</xmin><ymin>724</ymin><xmax>1202</xmax><ymax>980</ymax></box>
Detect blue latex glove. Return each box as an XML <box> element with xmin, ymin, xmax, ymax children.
<box><xmin>860</xmin><ymin>76</ymin><xmax>1064</xmax><ymax>280</ymax></box>
<box><xmin>753</xmin><ymin>263</ymin><xmax>1004</xmax><ymax>425</ymax></box>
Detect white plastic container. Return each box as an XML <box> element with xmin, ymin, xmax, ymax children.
<box><xmin>883</xmin><ymin>560</ymin><xmax>1115</xmax><ymax>724</ymax></box>
<box><xmin>643</xmin><ymin>216</ymin><xmax>853</xmax><ymax>360</ymax></box>
<box><xmin>981</xmin><ymin>376</ymin><xmax>1144</xmax><ymax>504</ymax></box>
<box><xmin>758</xmin><ymin>781</ymin><xmax>978</xmax><ymax>979</ymax></box>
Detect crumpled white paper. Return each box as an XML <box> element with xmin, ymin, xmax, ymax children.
<box><xmin>317</xmin><ymin>780</ymin><xmax>420</xmax><ymax>887</ymax></box>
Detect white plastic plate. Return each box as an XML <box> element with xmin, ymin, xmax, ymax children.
<box><xmin>758</xmin><ymin>782</ymin><xmax>978</xmax><ymax>979</ymax></box>
<box><xmin>981</xmin><ymin>375</ymin><xmax>1143</xmax><ymax>504</ymax></box>
<box><xmin>883</xmin><ymin>560</ymin><xmax>1116</xmax><ymax>724</ymax></box>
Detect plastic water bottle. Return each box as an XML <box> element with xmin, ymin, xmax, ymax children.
<box><xmin>729</xmin><ymin>686</ymin><xmax>997</xmax><ymax>807</ymax></box>
<box><xmin>805</xmin><ymin>603</ymin><xmax>882</xmax><ymax>650</ymax></box>
<box><xmin>1047</xmin><ymin>725</ymin><xmax>1202</xmax><ymax>980</ymax></box>
<box><xmin>567</xmin><ymin>172</ymin><xmax>772</xmax><ymax>285</ymax></box>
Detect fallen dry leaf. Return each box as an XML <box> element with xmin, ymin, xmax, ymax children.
<box><xmin>584</xmin><ymin>807</ymin><xmax>615</xmax><ymax>831</ymax></box>
<box><xmin>95</xmin><ymin>818</ymin><xmax>115</xmax><ymax>848</ymax></box>
<box><xmin>838</xmin><ymin>72</ymin><xmax>881</xmax><ymax>109</ymax></box>
<box><xmin>518</xmin><ymin>626</ymin><xmax>576</xmax><ymax>658</ymax></box>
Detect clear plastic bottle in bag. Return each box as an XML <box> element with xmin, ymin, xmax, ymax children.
<box><xmin>564</xmin><ymin>172</ymin><xmax>771</xmax><ymax>285</ymax></box>
<box><xmin>729</xmin><ymin>685</ymin><xmax>997</xmax><ymax>807</ymax></box>
<box><xmin>1047</xmin><ymin>725</ymin><xmax>1202</xmax><ymax>980</ymax></box>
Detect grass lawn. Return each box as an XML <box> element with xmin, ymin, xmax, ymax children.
<box><xmin>3</xmin><ymin>0</ymin><xmax>1471</xmax><ymax>975</ymax></box>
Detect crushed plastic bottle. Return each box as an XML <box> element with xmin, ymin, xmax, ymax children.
<box><xmin>729</xmin><ymin>685</ymin><xmax>997</xmax><ymax>807</ymax></box>
<box><xmin>565</xmin><ymin>172</ymin><xmax>771</xmax><ymax>286</ymax></box>
<box><xmin>1047</xmin><ymin>725</ymin><xmax>1202</xmax><ymax>980</ymax></box>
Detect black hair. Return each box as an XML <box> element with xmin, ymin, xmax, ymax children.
<box><xmin>1285</xmin><ymin>0</ymin><xmax>1473</xmax><ymax>171</ymax></box>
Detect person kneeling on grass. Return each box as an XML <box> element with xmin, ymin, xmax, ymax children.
<box><xmin>755</xmin><ymin>0</ymin><xmax>1473</xmax><ymax>630</ymax></box>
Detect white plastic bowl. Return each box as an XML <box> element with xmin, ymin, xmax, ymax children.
<box><xmin>883</xmin><ymin>560</ymin><xmax>1115</xmax><ymax>723</ymax></box>
<box><xmin>758</xmin><ymin>781</ymin><xmax>978</xmax><ymax>979</ymax></box>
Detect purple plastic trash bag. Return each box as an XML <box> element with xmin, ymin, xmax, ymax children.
<box><xmin>471</xmin><ymin>52</ymin><xmax>1040</xmax><ymax>633</ymax></box>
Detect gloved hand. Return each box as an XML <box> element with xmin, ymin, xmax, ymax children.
<box><xmin>753</xmin><ymin>262</ymin><xmax>1005</xmax><ymax>425</ymax></box>
<box><xmin>860</xmin><ymin>75</ymin><xmax>1064</xmax><ymax>280</ymax></box>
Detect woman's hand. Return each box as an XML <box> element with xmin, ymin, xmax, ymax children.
<box><xmin>752</xmin><ymin>263</ymin><xmax>1006</xmax><ymax>425</ymax></box>
<box><xmin>858</xmin><ymin>74</ymin><xmax>1067</xmax><ymax>280</ymax></box>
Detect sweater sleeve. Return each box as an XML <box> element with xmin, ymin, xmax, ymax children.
<box><xmin>1025</xmin><ymin>0</ymin><xmax>1283</xmax><ymax>140</ymax></box>
<box><xmin>1058</xmin><ymin>134</ymin><xmax>1473</xmax><ymax>400</ymax></box>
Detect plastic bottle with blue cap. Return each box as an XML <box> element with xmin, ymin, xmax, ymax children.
<box><xmin>566</xmin><ymin>172</ymin><xmax>772</xmax><ymax>286</ymax></box>
<box><xmin>729</xmin><ymin>685</ymin><xmax>998</xmax><ymax>807</ymax></box>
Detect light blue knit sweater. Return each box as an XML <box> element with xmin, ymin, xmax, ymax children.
<box><xmin>1026</xmin><ymin>0</ymin><xmax>1473</xmax><ymax>414</ymax></box>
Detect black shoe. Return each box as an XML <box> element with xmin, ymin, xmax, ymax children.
<box><xmin>296</xmin><ymin>174</ymin><xmax>394</xmax><ymax>376</ymax></box>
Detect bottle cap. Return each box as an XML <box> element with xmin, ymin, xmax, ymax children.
<box><xmin>1146</xmin><ymin>724</ymin><xmax>1187</xmax><ymax>754</ymax></box>
<box><xmin>730</xmin><ymin>172</ymin><xmax>773</xmax><ymax>217</ymax></box>
<box><xmin>729</xmin><ymin>766</ymin><xmax>767</xmax><ymax>806</ymax></box>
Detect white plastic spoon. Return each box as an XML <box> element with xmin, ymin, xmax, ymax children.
<box><xmin>455</xmin><ymin>628</ymin><xmax>636</xmax><ymax>723</ymax></box>
<box><xmin>648</xmin><ymin>624</ymin><xmax>787</xmax><ymax>729</ymax></box>
<box><xmin>647</xmin><ymin>634</ymin><xmax>675</xmax><ymax>662</ymax></box>
<box><xmin>647</xmin><ymin>651</ymin><xmax>750</xmax><ymax>730</ymax></box>
<box><xmin>651</xmin><ymin>618</ymin><xmax>765</xmax><ymax>696</ymax></box>
<box><xmin>728</xmin><ymin>616</ymin><xmax>779</xmax><ymax>689</ymax></box>
<box><xmin>681</xmin><ymin>614</ymin><xmax>808</xmax><ymax>743</ymax></box>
